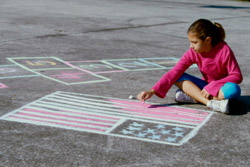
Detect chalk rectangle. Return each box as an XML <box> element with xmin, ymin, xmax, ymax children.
<box><xmin>7</xmin><ymin>57</ymin><xmax>110</xmax><ymax>85</ymax></box>
<box><xmin>0</xmin><ymin>91</ymin><xmax>213</xmax><ymax>146</ymax></box>
<box><xmin>104</xmin><ymin>59</ymin><xmax>165</xmax><ymax>71</ymax></box>
<box><xmin>0</xmin><ymin>64</ymin><xmax>39</xmax><ymax>79</ymax></box>
<box><xmin>65</xmin><ymin>60</ymin><xmax>126</xmax><ymax>74</ymax></box>
<box><xmin>7</xmin><ymin>57</ymin><xmax>68</xmax><ymax>70</ymax></box>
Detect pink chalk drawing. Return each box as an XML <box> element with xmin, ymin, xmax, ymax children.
<box><xmin>50</xmin><ymin>72</ymin><xmax>85</xmax><ymax>79</ymax></box>
<box><xmin>0</xmin><ymin>91</ymin><xmax>213</xmax><ymax>146</ymax></box>
<box><xmin>0</xmin><ymin>83</ymin><xmax>8</xmax><ymax>88</ymax></box>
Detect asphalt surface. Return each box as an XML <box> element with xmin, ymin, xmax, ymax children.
<box><xmin>0</xmin><ymin>0</ymin><xmax>250</xmax><ymax>166</ymax></box>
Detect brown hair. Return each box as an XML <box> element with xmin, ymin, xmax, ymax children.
<box><xmin>188</xmin><ymin>19</ymin><xmax>226</xmax><ymax>46</ymax></box>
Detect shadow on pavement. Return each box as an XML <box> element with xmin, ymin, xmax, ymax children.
<box><xmin>199</xmin><ymin>5</ymin><xmax>250</xmax><ymax>9</ymax></box>
<box><xmin>229</xmin><ymin>96</ymin><xmax>250</xmax><ymax>115</ymax></box>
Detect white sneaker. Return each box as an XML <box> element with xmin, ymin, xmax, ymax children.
<box><xmin>207</xmin><ymin>99</ymin><xmax>229</xmax><ymax>114</ymax></box>
<box><xmin>174</xmin><ymin>89</ymin><xmax>197</xmax><ymax>104</ymax></box>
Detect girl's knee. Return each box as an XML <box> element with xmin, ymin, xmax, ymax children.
<box><xmin>221</xmin><ymin>82</ymin><xmax>241</xmax><ymax>99</ymax></box>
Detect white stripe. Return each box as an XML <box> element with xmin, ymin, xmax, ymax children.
<box><xmin>57</xmin><ymin>91</ymin><xmax>209</xmax><ymax>117</ymax></box>
<box><xmin>35</xmin><ymin>98</ymin><xmax>201</xmax><ymax>126</ymax></box>
<box><xmin>4</xmin><ymin>116</ymin><xmax>108</xmax><ymax>134</ymax></box>
<box><xmin>7</xmin><ymin>114</ymin><xmax>108</xmax><ymax>131</ymax></box>
<box><xmin>18</xmin><ymin>108</ymin><xmax>116</xmax><ymax>126</ymax></box>
<box><xmin>45</xmin><ymin>96</ymin><xmax>203</xmax><ymax>123</ymax></box>
<box><xmin>56</xmin><ymin>93</ymin><xmax>206</xmax><ymax>118</ymax></box>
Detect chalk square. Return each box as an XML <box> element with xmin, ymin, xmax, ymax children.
<box><xmin>104</xmin><ymin>59</ymin><xmax>164</xmax><ymax>71</ymax></box>
<box><xmin>38</xmin><ymin>69</ymin><xmax>110</xmax><ymax>85</ymax></box>
<box><xmin>66</xmin><ymin>60</ymin><xmax>125</xmax><ymax>74</ymax></box>
<box><xmin>142</xmin><ymin>57</ymin><xmax>179</xmax><ymax>69</ymax></box>
<box><xmin>7</xmin><ymin>57</ymin><xmax>70</xmax><ymax>70</ymax></box>
<box><xmin>0</xmin><ymin>65</ymin><xmax>37</xmax><ymax>79</ymax></box>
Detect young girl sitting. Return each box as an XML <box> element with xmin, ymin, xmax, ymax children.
<box><xmin>137</xmin><ymin>19</ymin><xmax>243</xmax><ymax>114</ymax></box>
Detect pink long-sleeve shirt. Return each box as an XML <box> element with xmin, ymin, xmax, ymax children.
<box><xmin>152</xmin><ymin>41</ymin><xmax>243</xmax><ymax>98</ymax></box>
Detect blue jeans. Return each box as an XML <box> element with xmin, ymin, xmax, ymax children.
<box><xmin>176</xmin><ymin>73</ymin><xmax>241</xmax><ymax>99</ymax></box>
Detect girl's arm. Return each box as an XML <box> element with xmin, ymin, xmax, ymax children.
<box><xmin>151</xmin><ymin>51</ymin><xmax>194</xmax><ymax>98</ymax></box>
<box><xmin>203</xmin><ymin>49</ymin><xmax>243</xmax><ymax>97</ymax></box>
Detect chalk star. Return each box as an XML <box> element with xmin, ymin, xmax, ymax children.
<box><xmin>127</xmin><ymin>126</ymin><xmax>142</xmax><ymax>131</ymax></box>
<box><xmin>159</xmin><ymin>129</ymin><xmax>171</xmax><ymax>135</ymax></box>
<box><xmin>155</xmin><ymin>124</ymin><xmax>166</xmax><ymax>129</ymax></box>
<box><xmin>172</xmin><ymin>127</ymin><xmax>184</xmax><ymax>132</ymax></box>
<box><xmin>172</xmin><ymin>131</ymin><xmax>184</xmax><ymax>137</ymax></box>
<box><xmin>143</xmin><ymin>128</ymin><xmax>156</xmax><ymax>134</ymax></box>
<box><xmin>131</xmin><ymin>122</ymin><xmax>144</xmax><ymax>127</ymax></box>
<box><xmin>120</xmin><ymin>129</ymin><xmax>134</xmax><ymax>135</ymax></box>
<box><xmin>166</xmin><ymin>137</ymin><xmax>177</xmax><ymax>142</ymax></box>
<box><xmin>147</xmin><ymin>134</ymin><xmax>161</xmax><ymax>140</ymax></box>
<box><xmin>136</xmin><ymin>132</ymin><xmax>147</xmax><ymax>138</ymax></box>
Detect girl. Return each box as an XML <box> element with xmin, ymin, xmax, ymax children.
<box><xmin>137</xmin><ymin>19</ymin><xmax>243</xmax><ymax>114</ymax></box>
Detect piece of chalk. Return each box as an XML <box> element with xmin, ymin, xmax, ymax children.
<box><xmin>129</xmin><ymin>95</ymin><xmax>135</xmax><ymax>99</ymax></box>
<box><xmin>141</xmin><ymin>100</ymin><xmax>145</xmax><ymax>104</ymax></box>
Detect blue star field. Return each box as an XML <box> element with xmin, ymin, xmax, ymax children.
<box><xmin>111</xmin><ymin>120</ymin><xmax>192</xmax><ymax>144</ymax></box>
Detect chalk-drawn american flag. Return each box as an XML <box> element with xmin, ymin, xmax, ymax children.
<box><xmin>0</xmin><ymin>91</ymin><xmax>213</xmax><ymax>145</ymax></box>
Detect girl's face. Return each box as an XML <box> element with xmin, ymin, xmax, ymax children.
<box><xmin>188</xmin><ymin>32</ymin><xmax>212</xmax><ymax>53</ymax></box>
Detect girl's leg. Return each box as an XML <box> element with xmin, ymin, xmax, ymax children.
<box><xmin>175</xmin><ymin>73</ymin><xmax>209</xmax><ymax>105</ymax></box>
<box><xmin>175</xmin><ymin>80</ymin><xmax>209</xmax><ymax>105</ymax></box>
<box><xmin>220</xmin><ymin>82</ymin><xmax>241</xmax><ymax>99</ymax></box>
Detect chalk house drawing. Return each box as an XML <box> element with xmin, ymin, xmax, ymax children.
<box><xmin>0</xmin><ymin>91</ymin><xmax>213</xmax><ymax>146</ymax></box>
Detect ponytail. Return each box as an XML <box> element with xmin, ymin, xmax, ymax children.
<box><xmin>214</xmin><ymin>22</ymin><xmax>226</xmax><ymax>41</ymax></box>
<box><xmin>188</xmin><ymin>19</ymin><xmax>226</xmax><ymax>46</ymax></box>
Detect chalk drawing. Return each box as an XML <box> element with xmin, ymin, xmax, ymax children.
<box><xmin>66</xmin><ymin>57</ymin><xmax>183</xmax><ymax>74</ymax></box>
<box><xmin>7</xmin><ymin>57</ymin><xmax>110</xmax><ymax>85</ymax></box>
<box><xmin>0</xmin><ymin>91</ymin><xmax>213</xmax><ymax>146</ymax></box>
<box><xmin>0</xmin><ymin>83</ymin><xmax>8</xmax><ymax>88</ymax></box>
<box><xmin>0</xmin><ymin>64</ymin><xmax>39</xmax><ymax>80</ymax></box>
<box><xmin>65</xmin><ymin>60</ymin><xmax>126</xmax><ymax>74</ymax></box>
<box><xmin>4</xmin><ymin>57</ymin><xmax>197</xmax><ymax>85</ymax></box>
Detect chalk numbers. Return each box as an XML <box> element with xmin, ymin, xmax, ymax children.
<box><xmin>26</xmin><ymin>61</ymin><xmax>56</xmax><ymax>66</ymax></box>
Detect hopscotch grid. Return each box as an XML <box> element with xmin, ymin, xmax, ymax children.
<box><xmin>139</xmin><ymin>59</ymin><xmax>167</xmax><ymax>69</ymax></box>
<box><xmin>0</xmin><ymin>75</ymin><xmax>39</xmax><ymax>79</ymax></box>
<box><xmin>100</xmin><ymin>60</ymin><xmax>129</xmax><ymax>71</ymax></box>
<box><xmin>7</xmin><ymin>57</ymin><xmax>111</xmax><ymax>85</ymax></box>
<box><xmin>33</xmin><ymin>68</ymin><xmax>74</xmax><ymax>71</ymax></box>
<box><xmin>64</xmin><ymin>61</ymin><xmax>111</xmax><ymax>81</ymax></box>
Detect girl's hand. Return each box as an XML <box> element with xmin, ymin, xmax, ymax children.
<box><xmin>201</xmin><ymin>89</ymin><xmax>211</xmax><ymax>99</ymax></box>
<box><xmin>137</xmin><ymin>89</ymin><xmax>156</xmax><ymax>103</ymax></box>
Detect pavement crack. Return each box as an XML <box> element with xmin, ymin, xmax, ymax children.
<box><xmin>35</xmin><ymin>33</ymin><xmax>67</xmax><ymax>39</ymax></box>
<box><xmin>83</xmin><ymin>21</ymin><xmax>187</xmax><ymax>33</ymax></box>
